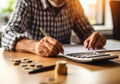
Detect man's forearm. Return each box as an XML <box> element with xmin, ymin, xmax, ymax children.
<box><xmin>15</xmin><ymin>38</ymin><xmax>38</xmax><ymax>54</ymax></box>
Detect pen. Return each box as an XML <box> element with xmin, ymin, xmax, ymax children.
<box><xmin>40</xmin><ymin>28</ymin><xmax>64</xmax><ymax>54</ymax></box>
<box><xmin>29</xmin><ymin>64</ymin><xmax>56</xmax><ymax>74</ymax></box>
<box><xmin>40</xmin><ymin>28</ymin><xmax>49</xmax><ymax>36</ymax></box>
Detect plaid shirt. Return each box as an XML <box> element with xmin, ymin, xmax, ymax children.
<box><xmin>1</xmin><ymin>0</ymin><xmax>94</xmax><ymax>50</ymax></box>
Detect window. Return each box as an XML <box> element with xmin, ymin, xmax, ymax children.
<box><xmin>0</xmin><ymin>0</ymin><xmax>15</xmax><ymax>25</ymax></box>
<box><xmin>80</xmin><ymin>0</ymin><xmax>105</xmax><ymax>25</ymax></box>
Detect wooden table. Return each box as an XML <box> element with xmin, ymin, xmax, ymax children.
<box><xmin>0</xmin><ymin>48</ymin><xmax>120</xmax><ymax>84</ymax></box>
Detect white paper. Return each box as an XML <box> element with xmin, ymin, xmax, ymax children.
<box><xmin>63</xmin><ymin>39</ymin><xmax>120</xmax><ymax>55</ymax></box>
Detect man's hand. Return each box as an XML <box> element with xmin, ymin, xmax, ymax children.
<box><xmin>84</xmin><ymin>32</ymin><xmax>106</xmax><ymax>49</ymax></box>
<box><xmin>34</xmin><ymin>36</ymin><xmax>64</xmax><ymax>57</ymax></box>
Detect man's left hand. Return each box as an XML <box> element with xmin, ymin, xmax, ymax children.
<box><xmin>84</xmin><ymin>32</ymin><xmax>106</xmax><ymax>49</ymax></box>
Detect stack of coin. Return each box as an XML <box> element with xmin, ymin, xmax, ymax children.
<box><xmin>12</xmin><ymin>59</ymin><xmax>21</xmax><ymax>65</ymax></box>
<box><xmin>54</xmin><ymin>60</ymin><xmax>67</xmax><ymax>76</ymax></box>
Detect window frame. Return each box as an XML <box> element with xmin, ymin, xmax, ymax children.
<box><xmin>80</xmin><ymin>0</ymin><xmax>106</xmax><ymax>26</ymax></box>
<box><xmin>93</xmin><ymin>0</ymin><xmax>106</xmax><ymax>25</ymax></box>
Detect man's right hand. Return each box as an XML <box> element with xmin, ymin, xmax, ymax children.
<box><xmin>34</xmin><ymin>36</ymin><xmax>64</xmax><ymax>57</ymax></box>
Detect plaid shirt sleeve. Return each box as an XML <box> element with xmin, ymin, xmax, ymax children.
<box><xmin>1</xmin><ymin>0</ymin><xmax>95</xmax><ymax>51</ymax></box>
<box><xmin>1</xmin><ymin>0</ymin><xmax>31</xmax><ymax>50</ymax></box>
<box><xmin>69</xmin><ymin>0</ymin><xmax>95</xmax><ymax>43</ymax></box>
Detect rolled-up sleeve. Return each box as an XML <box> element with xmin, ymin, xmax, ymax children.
<box><xmin>1</xmin><ymin>0</ymin><xmax>31</xmax><ymax>50</ymax></box>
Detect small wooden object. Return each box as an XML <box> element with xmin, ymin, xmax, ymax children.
<box><xmin>54</xmin><ymin>60</ymin><xmax>67</xmax><ymax>75</ymax></box>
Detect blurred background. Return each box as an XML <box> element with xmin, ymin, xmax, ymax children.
<box><xmin>0</xmin><ymin>0</ymin><xmax>15</xmax><ymax>26</ymax></box>
<box><xmin>0</xmin><ymin>0</ymin><xmax>119</xmax><ymax>45</ymax></box>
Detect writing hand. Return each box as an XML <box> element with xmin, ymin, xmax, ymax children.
<box><xmin>34</xmin><ymin>36</ymin><xmax>64</xmax><ymax>57</ymax></box>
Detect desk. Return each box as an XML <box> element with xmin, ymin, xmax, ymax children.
<box><xmin>0</xmin><ymin>43</ymin><xmax>120</xmax><ymax>84</ymax></box>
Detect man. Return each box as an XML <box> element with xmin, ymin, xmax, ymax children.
<box><xmin>1</xmin><ymin>0</ymin><xmax>106</xmax><ymax>57</ymax></box>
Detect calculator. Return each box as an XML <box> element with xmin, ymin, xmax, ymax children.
<box><xmin>64</xmin><ymin>52</ymin><xmax>119</xmax><ymax>63</ymax></box>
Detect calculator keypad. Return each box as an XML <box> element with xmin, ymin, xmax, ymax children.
<box><xmin>67</xmin><ymin>52</ymin><xmax>110</xmax><ymax>58</ymax></box>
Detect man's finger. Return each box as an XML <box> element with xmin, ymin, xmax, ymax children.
<box><xmin>99</xmin><ymin>36</ymin><xmax>106</xmax><ymax>48</ymax></box>
<box><xmin>94</xmin><ymin>36</ymin><xmax>102</xmax><ymax>49</ymax></box>
<box><xmin>55</xmin><ymin>42</ymin><xmax>64</xmax><ymax>53</ymax></box>
<box><xmin>88</xmin><ymin>32</ymin><xmax>99</xmax><ymax>49</ymax></box>
<box><xmin>44</xmin><ymin>40</ymin><xmax>59</xmax><ymax>55</ymax></box>
<box><xmin>84</xmin><ymin>39</ymin><xmax>89</xmax><ymax>48</ymax></box>
<box><xmin>44</xmin><ymin>36</ymin><xmax>64</xmax><ymax>53</ymax></box>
